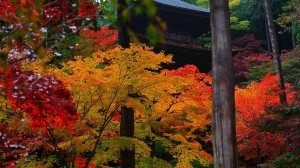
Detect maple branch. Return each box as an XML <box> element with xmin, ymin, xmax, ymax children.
<box><xmin>136</xmin><ymin>81</ymin><xmax>165</xmax><ymax>92</ymax></box>
<box><xmin>81</xmin><ymin>89</ymin><xmax>102</xmax><ymax>119</ymax></box>
<box><xmin>46</xmin><ymin>129</ymin><xmax>68</xmax><ymax>168</ymax></box>
<box><xmin>105</xmin><ymin>89</ymin><xmax>120</xmax><ymax>118</ymax></box>
<box><xmin>42</xmin><ymin>0</ymin><xmax>60</xmax><ymax>8</ymax></box>
<box><xmin>40</xmin><ymin>139</ymin><xmax>54</xmax><ymax>151</ymax></box>
<box><xmin>69</xmin><ymin>143</ymin><xmax>76</xmax><ymax>168</ymax></box>
<box><xmin>84</xmin><ymin>103</ymin><xmax>121</xmax><ymax>168</ymax></box>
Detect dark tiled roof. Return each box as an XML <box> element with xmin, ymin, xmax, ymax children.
<box><xmin>154</xmin><ymin>0</ymin><xmax>210</xmax><ymax>13</ymax></box>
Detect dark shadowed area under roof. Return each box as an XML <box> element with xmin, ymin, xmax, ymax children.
<box><xmin>154</xmin><ymin>0</ymin><xmax>210</xmax><ymax>13</ymax></box>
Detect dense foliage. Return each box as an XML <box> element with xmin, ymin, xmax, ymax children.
<box><xmin>1</xmin><ymin>42</ymin><xmax>299</xmax><ymax>167</ymax></box>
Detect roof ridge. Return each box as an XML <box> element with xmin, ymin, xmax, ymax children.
<box><xmin>154</xmin><ymin>0</ymin><xmax>210</xmax><ymax>13</ymax></box>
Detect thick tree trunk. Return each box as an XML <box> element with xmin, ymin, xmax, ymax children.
<box><xmin>209</xmin><ymin>0</ymin><xmax>238</xmax><ymax>168</ymax></box>
<box><xmin>118</xmin><ymin>0</ymin><xmax>130</xmax><ymax>48</ymax></box>
<box><xmin>263</xmin><ymin>0</ymin><xmax>287</xmax><ymax>104</ymax></box>
<box><xmin>120</xmin><ymin>106</ymin><xmax>135</xmax><ymax>168</ymax></box>
<box><xmin>117</xmin><ymin>1</ymin><xmax>135</xmax><ymax>168</ymax></box>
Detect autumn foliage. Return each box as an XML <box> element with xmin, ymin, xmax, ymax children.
<box><xmin>0</xmin><ymin>0</ymin><xmax>100</xmax><ymax>61</ymax></box>
<box><xmin>0</xmin><ymin>29</ymin><xmax>298</xmax><ymax>167</ymax></box>
<box><xmin>0</xmin><ymin>0</ymin><xmax>98</xmax><ymax>26</ymax></box>
<box><xmin>232</xmin><ymin>34</ymin><xmax>271</xmax><ymax>83</ymax></box>
<box><xmin>235</xmin><ymin>73</ymin><xmax>296</xmax><ymax>161</ymax></box>
<box><xmin>80</xmin><ymin>26</ymin><xmax>118</xmax><ymax>51</ymax></box>
<box><xmin>1</xmin><ymin>63</ymin><xmax>78</xmax><ymax>130</ymax></box>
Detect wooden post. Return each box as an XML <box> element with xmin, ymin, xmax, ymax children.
<box><xmin>263</xmin><ymin>0</ymin><xmax>287</xmax><ymax>104</ymax></box>
<box><xmin>209</xmin><ymin>0</ymin><xmax>238</xmax><ymax>167</ymax></box>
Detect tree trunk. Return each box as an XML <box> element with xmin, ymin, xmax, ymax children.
<box><xmin>263</xmin><ymin>0</ymin><xmax>287</xmax><ymax>104</ymax></box>
<box><xmin>292</xmin><ymin>22</ymin><xmax>296</xmax><ymax>48</ymax></box>
<box><xmin>209</xmin><ymin>0</ymin><xmax>238</xmax><ymax>168</ymax></box>
<box><xmin>118</xmin><ymin>0</ymin><xmax>130</xmax><ymax>48</ymax></box>
<box><xmin>265</xmin><ymin>16</ymin><xmax>271</xmax><ymax>57</ymax></box>
<box><xmin>120</xmin><ymin>106</ymin><xmax>135</xmax><ymax>168</ymax></box>
<box><xmin>117</xmin><ymin>1</ymin><xmax>135</xmax><ymax>168</ymax></box>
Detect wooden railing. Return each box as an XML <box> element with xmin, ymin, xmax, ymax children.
<box><xmin>136</xmin><ymin>32</ymin><xmax>205</xmax><ymax>50</ymax></box>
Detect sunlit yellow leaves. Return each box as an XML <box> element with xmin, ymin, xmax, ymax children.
<box><xmin>229</xmin><ymin>0</ymin><xmax>240</xmax><ymax>8</ymax></box>
<box><xmin>132</xmin><ymin>64</ymin><xmax>214</xmax><ymax>166</ymax></box>
<box><xmin>230</xmin><ymin>16</ymin><xmax>250</xmax><ymax>30</ymax></box>
<box><xmin>0</xmin><ymin>93</ymin><xmax>10</xmax><ymax>120</ymax></box>
<box><xmin>22</xmin><ymin>43</ymin><xmax>215</xmax><ymax>166</ymax></box>
<box><xmin>27</xmin><ymin>43</ymin><xmax>174</xmax><ymax>130</ymax></box>
<box><xmin>170</xmin><ymin>143</ymin><xmax>209</xmax><ymax>168</ymax></box>
<box><xmin>23</xmin><ymin>53</ymin><xmax>55</xmax><ymax>73</ymax></box>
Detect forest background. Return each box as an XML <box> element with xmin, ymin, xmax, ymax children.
<box><xmin>0</xmin><ymin>0</ymin><xmax>299</xmax><ymax>167</ymax></box>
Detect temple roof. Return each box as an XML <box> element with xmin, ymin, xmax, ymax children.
<box><xmin>154</xmin><ymin>0</ymin><xmax>210</xmax><ymax>13</ymax></box>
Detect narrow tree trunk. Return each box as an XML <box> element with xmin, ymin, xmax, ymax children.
<box><xmin>209</xmin><ymin>0</ymin><xmax>238</xmax><ymax>168</ymax></box>
<box><xmin>150</xmin><ymin>140</ymin><xmax>155</xmax><ymax>158</ymax></box>
<box><xmin>292</xmin><ymin>22</ymin><xmax>296</xmax><ymax>48</ymax></box>
<box><xmin>265</xmin><ymin>16</ymin><xmax>271</xmax><ymax>57</ymax></box>
<box><xmin>117</xmin><ymin>1</ymin><xmax>135</xmax><ymax>167</ymax></box>
<box><xmin>257</xmin><ymin>143</ymin><xmax>262</xmax><ymax>165</ymax></box>
<box><xmin>263</xmin><ymin>0</ymin><xmax>287</xmax><ymax>104</ymax></box>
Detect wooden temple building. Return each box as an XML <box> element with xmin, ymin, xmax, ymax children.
<box><xmin>131</xmin><ymin>0</ymin><xmax>212</xmax><ymax>72</ymax></box>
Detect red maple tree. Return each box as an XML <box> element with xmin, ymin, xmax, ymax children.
<box><xmin>235</xmin><ymin>73</ymin><xmax>296</xmax><ymax>162</ymax></box>
<box><xmin>1</xmin><ymin>63</ymin><xmax>78</xmax><ymax>130</ymax></box>
<box><xmin>232</xmin><ymin>34</ymin><xmax>270</xmax><ymax>83</ymax></box>
<box><xmin>80</xmin><ymin>26</ymin><xmax>118</xmax><ymax>51</ymax></box>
